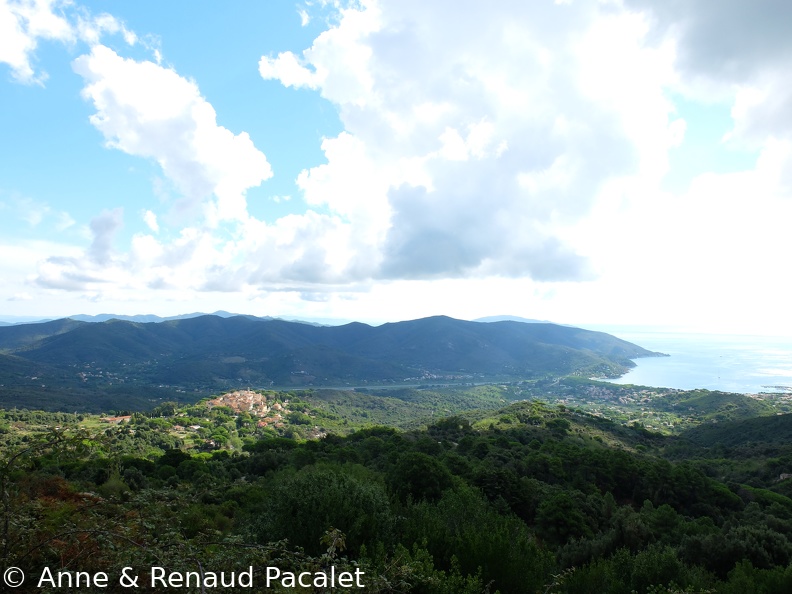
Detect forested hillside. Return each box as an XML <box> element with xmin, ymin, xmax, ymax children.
<box><xmin>3</xmin><ymin>393</ymin><xmax>792</xmax><ymax>593</ymax></box>
<box><xmin>0</xmin><ymin>315</ymin><xmax>659</xmax><ymax>411</ymax></box>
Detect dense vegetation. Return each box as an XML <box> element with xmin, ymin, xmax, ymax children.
<box><xmin>4</xmin><ymin>388</ymin><xmax>792</xmax><ymax>593</ymax></box>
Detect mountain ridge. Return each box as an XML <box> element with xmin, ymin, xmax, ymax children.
<box><xmin>0</xmin><ymin>314</ymin><xmax>660</xmax><ymax>411</ymax></box>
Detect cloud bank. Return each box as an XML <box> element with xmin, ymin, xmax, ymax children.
<box><xmin>11</xmin><ymin>0</ymin><xmax>792</xmax><ymax>324</ymax></box>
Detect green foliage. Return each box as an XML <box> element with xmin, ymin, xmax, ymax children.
<box><xmin>6</xmin><ymin>388</ymin><xmax>792</xmax><ymax>593</ymax></box>
<box><xmin>537</xmin><ymin>491</ymin><xmax>593</xmax><ymax>545</ymax></box>
<box><xmin>256</xmin><ymin>464</ymin><xmax>394</xmax><ymax>556</ymax></box>
<box><xmin>387</xmin><ymin>452</ymin><xmax>454</xmax><ymax>503</ymax></box>
<box><xmin>402</xmin><ymin>486</ymin><xmax>553</xmax><ymax>593</ymax></box>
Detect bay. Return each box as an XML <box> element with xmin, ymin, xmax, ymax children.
<box><xmin>598</xmin><ymin>330</ymin><xmax>792</xmax><ymax>394</ymax></box>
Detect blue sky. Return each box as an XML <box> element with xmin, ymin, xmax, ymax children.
<box><xmin>1</xmin><ymin>0</ymin><xmax>791</xmax><ymax>334</ymax></box>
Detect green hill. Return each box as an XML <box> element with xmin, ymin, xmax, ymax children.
<box><xmin>649</xmin><ymin>390</ymin><xmax>774</xmax><ymax>424</ymax></box>
<box><xmin>0</xmin><ymin>318</ymin><xmax>85</xmax><ymax>352</ymax></box>
<box><xmin>3</xmin><ymin>396</ymin><xmax>788</xmax><ymax>593</ymax></box>
<box><xmin>680</xmin><ymin>412</ymin><xmax>792</xmax><ymax>448</ymax></box>
<box><xmin>0</xmin><ymin>314</ymin><xmax>658</xmax><ymax>411</ymax></box>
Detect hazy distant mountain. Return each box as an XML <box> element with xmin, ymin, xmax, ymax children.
<box><xmin>0</xmin><ymin>311</ymin><xmax>345</xmax><ymax>326</ymax></box>
<box><xmin>68</xmin><ymin>310</ymin><xmax>253</xmax><ymax>323</ymax></box>
<box><xmin>66</xmin><ymin>311</ymin><xmax>337</xmax><ymax>326</ymax></box>
<box><xmin>475</xmin><ymin>315</ymin><xmax>553</xmax><ymax>324</ymax></box>
<box><xmin>0</xmin><ymin>316</ymin><xmax>56</xmax><ymax>325</ymax></box>
<box><xmin>0</xmin><ymin>314</ymin><xmax>659</xmax><ymax>411</ymax></box>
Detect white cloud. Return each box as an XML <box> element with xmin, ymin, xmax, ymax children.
<box><xmin>74</xmin><ymin>45</ymin><xmax>273</xmax><ymax>225</ymax></box>
<box><xmin>0</xmin><ymin>0</ymin><xmax>72</xmax><ymax>83</ymax></box>
<box><xmin>259</xmin><ymin>0</ymin><xmax>683</xmax><ymax>282</ymax></box>
<box><xmin>29</xmin><ymin>0</ymin><xmax>681</xmax><ymax>301</ymax></box>
<box><xmin>629</xmin><ymin>0</ymin><xmax>792</xmax><ymax>150</ymax></box>
<box><xmin>18</xmin><ymin>196</ymin><xmax>50</xmax><ymax>226</ymax></box>
<box><xmin>75</xmin><ymin>11</ymin><xmax>137</xmax><ymax>46</ymax></box>
<box><xmin>296</xmin><ymin>131</ymin><xmax>393</xmax><ymax>247</ymax></box>
<box><xmin>32</xmin><ymin>209</ymin><xmax>125</xmax><ymax>291</ymax></box>
<box><xmin>259</xmin><ymin>50</ymin><xmax>319</xmax><ymax>89</ymax></box>
<box><xmin>143</xmin><ymin>209</ymin><xmax>159</xmax><ymax>233</ymax></box>
<box><xmin>0</xmin><ymin>0</ymin><xmax>137</xmax><ymax>84</ymax></box>
<box><xmin>55</xmin><ymin>211</ymin><xmax>75</xmax><ymax>231</ymax></box>
<box><xmin>298</xmin><ymin>8</ymin><xmax>310</xmax><ymax>27</ymax></box>
<box><xmin>628</xmin><ymin>0</ymin><xmax>792</xmax><ymax>84</ymax></box>
<box><xmin>14</xmin><ymin>0</ymin><xmax>792</xmax><ymax>335</ymax></box>
<box><xmin>9</xmin><ymin>195</ymin><xmax>74</xmax><ymax>230</ymax></box>
<box><xmin>86</xmin><ymin>207</ymin><xmax>123</xmax><ymax>265</ymax></box>
<box><xmin>255</xmin><ymin>0</ymin><xmax>792</xmax><ymax>332</ymax></box>
<box><xmin>0</xmin><ymin>239</ymin><xmax>81</xmax><ymax>297</ymax></box>
<box><xmin>260</xmin><ymin>0</ymin><xmax>378</xmax><ymax>103</ymax></box>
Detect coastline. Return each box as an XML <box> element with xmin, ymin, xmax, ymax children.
<box><xmin>602</xmin><ymin>331</ymin><xmax>792</xmax><ymax>395</ymax></box>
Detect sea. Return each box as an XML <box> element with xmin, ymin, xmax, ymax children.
<box><xmin>594</xmin><ymin>329</ymin><xmax>792</xmax><ymax>395</ymax></box>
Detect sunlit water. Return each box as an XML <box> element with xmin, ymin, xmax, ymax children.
<box><xmin>598</xmin><ymin>331</ymin><xmax>792</xmax><ymax>394</ymax></box>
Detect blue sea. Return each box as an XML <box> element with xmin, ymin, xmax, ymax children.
<box><xmin>596</xmin><ymin>330</ymin><xmax>792</xmax><ymax>394</ymax></box>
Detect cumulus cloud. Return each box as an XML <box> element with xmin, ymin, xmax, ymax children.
<box><xmin>628</xmin><ymin>0</ymin><xmax>792</xmax><ymax>82</ymax></box>
<box><xmin>87</xmin><ymin>207</ymin><xmax>123</xmax><ymax>265</ymax></box>
<box><xmin>35</xmin><ymin>0</ymin><xmax>683</xmax><ymax>299</ymax></box>
<box><xmin>0</xmin><ymin>0</ymin><xmax>136</xmax><ymax>83</ymax></box>
<box><xmin>74</xmin><ymin>45</ymin><xmax>273</xmax><ymax>224</ymax></box>
<box><xmin>298</xmin><ymin>8</ymin><xmax>310</xmax><ymax>27</ymax></box>
<box><xmin>34</xmin><ymin>208</ymin><xmax>123</xmax><ymax>290</ymax></box>
<box><xmin>0</xmin><ymin>0</ymin><xmax>72</xmax><ymax>82</ymax></box>
<box><xmin>261</xmin><ymin>0</ymin><xmax>678</xmax><ymax>283</ymax></box>
<box><xmin>27</xmin><ymin>0</ymin><xmax>792</xmax><ymax>314</ymax></box>
<box><xmin>75</xmin><ymin>10</ymin><xmax>136</xmax><ymax>46</ymax></box>
<box><xmin>143</xmin><ymin>209</ymin><xmax>159</xmax><ymax>233</ymax></box>
<box><xmin>630</xmin><ymin>0</ymin><xmax>792</xmax><ymax>151</ymax></box>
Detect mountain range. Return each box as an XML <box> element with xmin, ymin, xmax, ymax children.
<box><xmin>2</xmin><ymin>311</ymin><xmax>556</xmax><ymax>327</ymax></box>
<box><xmin>0</xmin><ymin>314</ymin><xmax>658</xmax><ymax>411</ymax></box>
<box><xmin>0</xmin><ymin>310</ymin><xmax>327</xmax><ymax>326</ymax></box>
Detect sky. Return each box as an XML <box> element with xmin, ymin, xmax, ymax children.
<box><xmin>1</xmin><ymin>0</ymin><xmax>791</xmax><ymax>334</ymax></box>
